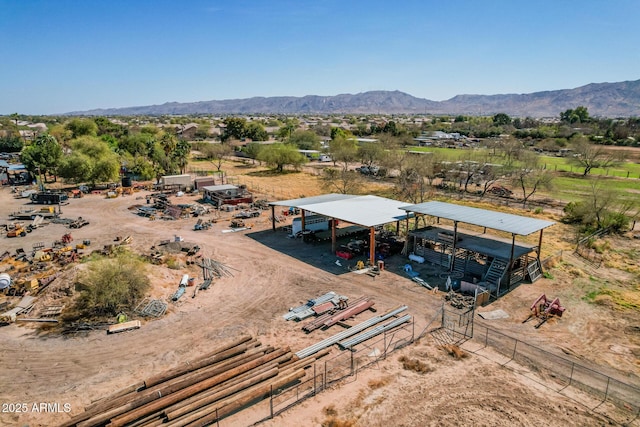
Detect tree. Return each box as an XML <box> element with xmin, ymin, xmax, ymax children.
<box><xmin>562</xmin><ymin>179</ymin><xmax>637</xmax><ymax>233</ymax></box>
<box><xmin>497</xmin><ymin>138</ymin><xmax>524</xmax><ymax>167</ymax></box>
<box><xmin>243</xmin><ymin>142</ymin><xmax>264</xmax><ymax>164</ymax></box>
<box><xmin>277</xmin><ymin>118</ymin><xmax>299</xmax><ymax>140</ymax></box>
<box><xmin>119</xmin><ymin>133</ymin><xmax>151</xmax><ymax>157</ymax></box>
<box><xmin>560</xmin><ymin>106</ymin><xmax>590</xmax><ymax>124</ymax></box>
<box><xmin>48</xmin><ymin>124</ymin><xmax>73</xmax><ymax>148</ymax></box>
<box><xmin>358</xmin><ymin>142</ymin><xmax>384</xmax><ymax>168</ymax></box>
<box><xmin>330</xmin><ymin>127</ymin><xmax>351</xmax><ymax>140</ymax></box>
<box><xmin>73</xmin><ymin>249</ymin><xmax>149</xmax><ymax>317</ymax></box>
<box><xmin>0</xmin><ymin>133</ymin><xmax>23</xmax><ymax>153</ymax></box>
<box><xmin>20</xmin><ymin>133</ymin><xmax>63</xmax><ymax>182</ymax></box>
<box><xmin>222</xmin><ymin>117</ymin><xmax>247</xmax><ymax>141</ymax></box>
<box><xmin>321</xmin><ymin>167</ymin><xmax>362</xmax><ymax>194</ymax></box>
<box><xmin>173</xmin><ymin>139</ymin><xmax>191</xmax><ymax>174</ymax></box>
<box><xmin>492</xmin><ymin>113</ymin><xmax>512</xmax><ymax>126</ymax></box>
<box><xmin>328</xmin><ymin>137</ymin><xmax>358</xmax><ymax>170</ymax></box>
<box><xmin>94</xmin><ymin>117</ymin><xmax>128</xmax><ymax>139</ymax></box>
<box><xmin>244</xmin><ymin>121</ymin><xmax>268</xmax><ymax>142</ymax></box>
<box><xmin>289</xmin><ymin>130</ymin><xmax>321</xmax><ymax>150</ymax></box>
<box><xmin>509</xmin><ymin>152</ymin><xmax>554</xmax><ymax>209</ymax></box>
<box><xmin>58</xmin><ymin>136</ymin><xmax>120</xmax><ymax>185</ymax></box>
<box><xmin>570</xmin><ymin>138</ymin><xmax>621</xmax><ymax>176</ymax></box>
<box><xmin>396</xmin><ymin>155</ymin><xmax>432</xmax><ymax>203</ymax></box>
<box><xmin>65</xmin><ymin>118</ymin><xmax>98</xmax><ymax>139</ymax></box>
<box><xmin>257</xmin><ymin>143</ymin><xmax>307</xmax><ymax>172</ymax></box>
<box><xmin>200</xmin><ymin>143</ymin><xmax>233</xmax><ymax>172</ymax></box>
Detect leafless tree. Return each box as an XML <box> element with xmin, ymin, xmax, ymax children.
<box><xmin>510</xmin><ymin>152</ymin><xmax>554</xmax><ymax>209</ymax></box>
<box><xmin>570</xmin><ymin>138</ymin><xmax>621</xmax><ymax>176</ymax></box>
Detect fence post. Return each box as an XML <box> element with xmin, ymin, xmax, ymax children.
<box><xmin>216</xmin><ymin>408</ymin><xmax>219</xmax><ymax>427</ymax></box>
<box><xmin>604</xmin><ymin>377</ymin><xmax>610</xmax><ymax>402</ymax></box>
<box><xmin>324</xmin><ymin>361</ymin><xmax>327</xmax><ymax>388</ymax></box>
<box><xmin>350</xmin><ymin>350</ymin><xmax>354</xmax><ymax>375</ymax></box>
<box><xmin>484</xmin><ymin>326</ymin><xmax>489</xmax><ymax>347</ymax></box>
<box><xmin>270</xmin><ymin>384</ymin><xmax>274</xmax><ymax>418</ymax></box>
<box><xmin>313</xmin><ymin>364</ymin><xmax>316</xmax><ymax>395</ymax></box>
<box><xmin>412</xmin><ymin>317</ymin><xmax>415</xmax><ymax>343</ymax></box>
<box><xmin>511</xmin><ymin>339</ymin><xmax>518</xmax><ymax>360</ymax></box>
<box><xmin>383</xmin><ymin>330</ymin><xmax>387</xmax><ymax>360</ymax></box>
<box><xmin>568</xmin><ymin>362</ymin><xmax>575</xmax><ymax>386</ymax></box>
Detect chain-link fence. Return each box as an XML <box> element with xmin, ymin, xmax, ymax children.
<box><xmin>204</xmin><ymin>320</ymin><xmax>416</xmax><ymax>426</ymax></box>
<box><xmin>463</xmin><ymin>323</ymin><xmax>640</xmax><ymax>424</ymax></box>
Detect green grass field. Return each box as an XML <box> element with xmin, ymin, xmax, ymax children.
<box><xmin>405</xmin><ymin>147</ymin><xmax>640</xmax><ymax>205</ymax></box>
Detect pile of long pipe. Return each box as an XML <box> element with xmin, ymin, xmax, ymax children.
<box><xmin>302</xmin><ymin>296</ymin><xmax>372</xmax><ymax>333</ymax></box>
<box><xmin>295</xmin><ymin>305</ymin><xmax>408</xmax><ymax>359</ymax></box>
<box><xmin>61</xmin><ymin>335</ymin><xmax>329</xmax><ymax>427</ymax></box>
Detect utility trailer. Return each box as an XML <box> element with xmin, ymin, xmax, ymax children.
<box><xmin>30</xmin><ymin>191</ymin><xmax>68</xmax><ymax>205</ymax></box>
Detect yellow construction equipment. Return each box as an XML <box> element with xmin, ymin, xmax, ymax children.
<box><xmin>6</xmin><ymin>225</ymin><xmax>26</xmax><ymax>238</ymax></box>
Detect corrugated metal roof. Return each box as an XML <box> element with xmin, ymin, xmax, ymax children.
<box><xmin>269</xmin><ymin>193</ymin><xmax>357</xmax><ymax>208</ymax></box>
<box><xmin>299</xmin><ymin>195</ymin><xmax>412</xmax><ymax>227</ymax></box>
<box><xmin>202</xmin><ymin>184</ymin><xmax>238</xmax><ymax>192</ymax></box>
<box><xmin>400</xmin><ymin>201</ymin><xmax>554</xmax><ymax>236</ymax></box>
<box><xmin>271</xmin><ymin>194</ymin><xmax>412</xmax><ymax>227</ymax></box>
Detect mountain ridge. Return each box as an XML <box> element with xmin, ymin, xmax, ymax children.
<box><xmin>68</xmin><ymin>79</ymin><xmax>640</xmax><ymax>117</ymax></box>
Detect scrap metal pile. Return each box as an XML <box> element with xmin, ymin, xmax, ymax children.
<box><xmin>60</xmin><ymin>335</ymin><xmax>328</xmax><ymax>427</ymax></box>
<box><xmin>283</xmin><ymin>292</ymin><xmax>377</xmax><ymax>333</ymax></box>
<box><xmin>283</xmin><ymin>292</ymin><xmax>411</xmax><ymax>355</ymax></box>
<box><xmin>136</xmin><ymin>194</ymin><xmax>210</xmax><ymax>221</ymax></box>
<box><xmin>444</xmin><ymin>291</ymin><xmax>476</xmax><ymax>309</ymax></box>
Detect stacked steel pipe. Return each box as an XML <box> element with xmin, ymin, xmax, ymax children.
<box><xmin>60</xmin><ymin>335</ymin><xmax>327</xmax><ymax>427</ymax></box>
<box><xmin>302</xmin><ymin>296</ymin><xmax>374</xmax><ymax>333</ymax></box>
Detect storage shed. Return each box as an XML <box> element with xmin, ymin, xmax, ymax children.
<box><xmin>202</xmin><ymin>184</ymin><xmax>253</xmax><ymax>207</ymax></box>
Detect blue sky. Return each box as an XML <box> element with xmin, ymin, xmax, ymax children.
<box><xmin>1</xmin><ymin>0</ymin><xmax>638</xmax><ymax>115</ymax></box>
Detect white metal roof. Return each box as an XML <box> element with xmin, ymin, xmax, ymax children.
<box><xmin>270</xmin><ymin>193</ymin><xmax>357</xmax><ymax>208</ymax></box>
<box><xmin>273</xmin><ymin>194</ymin><xmax>412</xmax><ymax>227</ymax></box>
<box><xmin>202</xmin><ymin>184</ymin><xmax>238</xmax><ymax>192</ymax></box>
<box><xmin>400</xmin><ymin>201</ymin><xmax>554</xmax><ymax>236</ymax></box>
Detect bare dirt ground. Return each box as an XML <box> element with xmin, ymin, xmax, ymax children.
<box><xmin>1</xmin><ymin>162</ymin><xmax>639</xmax><ymax>427</ymax></box>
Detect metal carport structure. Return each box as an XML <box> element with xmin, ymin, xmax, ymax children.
<box><xmin>399</xmin><ymin>201</ymin><xmax>555</xmax><ymax>294</ymax></box>
<box><xmin>270</xmin><ymin>194</ymin><xmax>413</xmax><ymax>265</ymax></box>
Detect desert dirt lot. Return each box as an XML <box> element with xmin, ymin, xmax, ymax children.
<box><xmin>0</xmin><ymin>172</ymin><xmax>639</xmax><ymax>426</ymax></box>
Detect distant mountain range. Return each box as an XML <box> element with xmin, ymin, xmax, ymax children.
<box><xmin>69</xmin><ymin>79</ymin><xmax>640</xmax><ymax>117</ymax></box>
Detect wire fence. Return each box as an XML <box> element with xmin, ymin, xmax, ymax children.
<box><xmin>462</xmin><ymin>323</ymin><xmax>640</xmax><ymax>424</ymax></box>
<box><xmin>206</xmin><ymin>305</ymin><xmax>639</xmax><ymax>426</ymax></box>
<box><xmin>542</xmin><ymin>163</ymin><xmax>640</xmax><ymax>179</ymax></box>
<box><xmin>209</xmin><ymin>320</ymin><xmax>416</xmax><ymax>426</ymax></box>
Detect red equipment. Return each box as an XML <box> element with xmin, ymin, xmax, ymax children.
<box><xmin>524</xmin><ymin>294</ymin><xmax>565</xmax><ymax>328</ymax></box>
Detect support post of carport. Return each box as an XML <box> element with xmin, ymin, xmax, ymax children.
<box><xmin>537</xmin><ymin>229</ymin><xmax>544</xmax><ymax>264</ymax></box>
<box><xmin>331</xmin><ymin>218</ymin><xmax>337</xmax><ymax>253</ymax></box>
<box><xmin>369</xmin><ymin>227</ymin><xmax>376</xmax><ymax>266</ymax></box>
<box><xmin>450</xmin><ymin>221</ymin><xmax>458</xmax><ymax>272</ymax></box>
<box><xmin>301</xmin><ymin>210</ymin><xmax>306</xmax><ymax>231</ymax></box>
<box><xmin>271</xmin><ymin>205</ymin><xmax>276</xmax><ymax>231</ymax></box>
<box><xmin>507</xmin><ymin>233</ymin><xmax>516</xmax><ymax>290</ymax></box>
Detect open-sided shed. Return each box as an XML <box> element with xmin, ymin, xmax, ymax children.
<box><xmin>400</xmin><ymin>201</ymin><xmax>555</xmax><ymax>296</ymax></box>
<box><xmin>270</xmin><ymin>194</ymin><xmax>412</xmax><ymax>265</ymax></box>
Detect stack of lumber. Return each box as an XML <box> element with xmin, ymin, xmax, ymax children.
<box><xmin>61</xmin><ymin>335</ymin><xmax>328</xmax><ymax>427</ymax></box>
<box><xmin>302</xmin><ymin>296</ymin><xmax>374</xmax><ymax>333</ymax></box>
